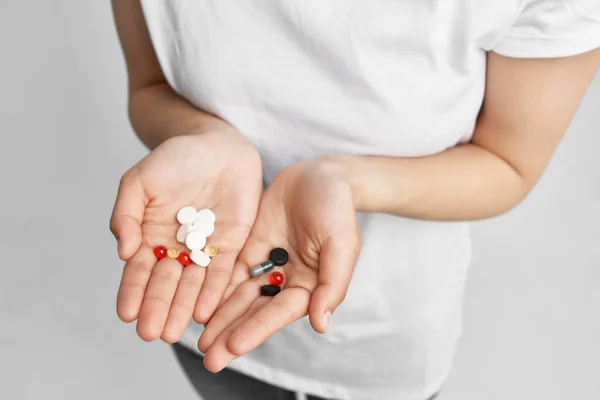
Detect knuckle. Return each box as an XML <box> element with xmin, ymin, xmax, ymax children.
<box><xmin>235</xmin><ymin>281</ymin><xmax>256</xmax><ymax>298</ymax></box>
<box><xmin>109</xmin><ymin>217</ymin><xmax>119</xmax><ymax>236</ymax></box>
<box><xmin>251</xmin><ymin>314</ymin><xmax>273</xmax><ymax>337</ymax></box>
<box><xmin>154</xmin><ymin>267</ymin><xmax>181</xmax><ymax>284</ymax></box>
<box><xmin>179</xmin><ymin>273</ymin><xmax>202</xmax><ymax>288</ymax></box>
<box><xmin>126</xmin><ymin>260</ymin><xmax>154</xmax><ymax>276</ymax></box>
<box><xmin>170</xmin><ymin>301</ymin><xmax>194</xmax><ymax>316</ymax></box>
<box><xmin>200</xmin><ymin>284</ymin><xmax>219</xmax><ymax>298</ymax></box>
<box><xmin>119</xmin><ymin>169</ymin><xmax>136</xmax><ymax>188</ymax></box>
<box><xmin>207</xmin><ymin>262</ymin><xmax>231</xmax><ymax>275</ymax></box>
<box><xmin>332</xmin><ymin>288</ymin><xmax>349</xmax><ymax>307</ymax></box>
<box><xmin>228</xmin><ymin>288</ymin><xmax>247</xmax><ymax>303</ymax></box>
<box><xmin>143</xmin><ymin>294</ymin><xmax>172</xmax><ymax>308</ymax></box>
<box><xmin>340</xmin><ymin>287</ymin><xmax>350</xmax><ymax>301</ymax></box>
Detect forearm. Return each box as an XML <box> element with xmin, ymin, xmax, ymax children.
<box><xmin>112</xmin><ymin>0</ymin><xmax>236</xmax><ymax>150</ymax></box>
<box><xmin>339</xmin><ymin>143</ymin><xmax>529</xmax><ymax>221</ymax></box>
<box><xmin>338</xmin><ymin>50</ymin><xmax>600</xmax><ymax>221</ymax></box>
<box><xmin>128</xmin><ymin>82</ymin><xmax>234</xmax><ymax>149</ymax></box>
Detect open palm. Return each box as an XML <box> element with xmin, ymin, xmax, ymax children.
<box><xmin>110</xmin><ymin>130</ymin><xmax>262</xmax><ymax>343</ymax></box>
<box><xmin>198</xmin><ymin>157</ymin><xmax>361</xmax><ymax>372</ymax></box>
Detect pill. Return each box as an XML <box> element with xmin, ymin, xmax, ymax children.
<box><xmin>177</xmin><ymin>206</ymin><xmax>198</xmax><ymax>225</ymax></box>
<box><xmin>191</xmin><ymin>219</ymin><xmax>215</xmax><ymax>237</ymax></box>
<box><xmin>204</xmin><ymin>244</ymin><xmax>218</xmax><ymax>257</ymax></box>
<box><xmin>177</xmin><ymin>251</ymin><xmax>192</xmax><ymax>266</ymax></box>
<box><xmin>196</xmin><ymin>208</ymin><xmax>216</xmax><ymax>225</ymax></box>
<box><xmin>167</xmin><ymin>248</ymin><xmax>181</xmax><ymax>258</ymax></box>
<box><xmin>269</xmin><ymin>248</ymin><xmax>289</xmax><ymax>266</ymax></box>
<box><xmin>190</xmin><ymin>250</ymin><xmax>211</xmax><ymax>267</ymax></box>
<box><xmin>176</xmin><ymin>224</ymin><xmax>193</xmax><ymax>243</ymax></box>
<box><xmin>185</xmin><ymin>231</ymin><xmax>207</xmax><ymax>251</ymax></box>
<box><xmin>153</xmin><ymin>245</ymin><xmax>167</xmax><ymax>260</ymax></box>
<box><xmin>250</xmin><ymin>260</ymin><xmax>275</xmax><ymax>277</ymax></box>
<box><xmin>260</xmin><ymin>285</ymin><xmax>281</xmax><ymax>297</ymax></box>
<box><xmin>269</xmin><ymin>271</ymin><xmax>284</xmax><ymax>285</ymax></box>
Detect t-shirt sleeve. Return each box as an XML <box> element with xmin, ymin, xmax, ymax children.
<box><xmin>492</xmin><ymin>0</ymin><xmax>600</xmax><ymax>58</ymax></box>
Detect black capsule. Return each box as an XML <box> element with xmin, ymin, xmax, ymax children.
<box><xmin>260</xmin><ymin>285</ymin><xmax>281</xmax><ymax>297</ymax></box>
<box><xmin>269</xmin><ymin>248</ymin><xmax>289</xmax><ymax>266</ymax></box>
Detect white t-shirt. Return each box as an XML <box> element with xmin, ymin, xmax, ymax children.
<box><xmin>139</xmin><ymin>1</ymin><xmax>600</xmax><ymax>399</ymax></box>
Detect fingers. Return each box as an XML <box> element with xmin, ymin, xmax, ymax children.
<box><xmin>308</xmin><ymin>234</ymin><xmax>360</xmax><ymax>333</ymax></box>
<box><xmin>202</xmin><ymin>288</ymin><xmax>310</xmax><ymax>373</ymax></box>
<box><xmin>202</xmin><ymin>296</ymin><xmax>270</xmax><ymax>373</ymax></box>
<box><xmin>227</xmin><ymin>287</ymin><xmax>310</xmax><ymax>355</ymax></box>
<box><xmin>161</xmin><ymin>264</ymin><xmax>207</xmax><ymax>343</ymax></box>
<box><xmin>116</xmin><ymin>245</ymin><xmax>156</xmax><ymax>322</ymax></box>
<box><xmin>194</xmin><ymin>220</ymin><xmax>257</xmax><ymax>324</ymax></box>
<box><xmin>110</xmin><ymin>171</ymin><xmax>146</xmax><ymax>261</ymax></box>
<box><xmin>197</xmin><ymin>280</ymin><xmax>257</xmax><ymax>353</ymax></box>
<box><xmin>222</xmin><ymin>260</ymin><xmax>252</xmax><ymax>301</ymax></box>
<box><xmin>193</xmin><ymin>251</ymin><xmax>238</xmax><ymax>324</ymax></box>
<box><xmin>136</xmin><ymin>257</ymin><xmax>183</xmax><ymax>341</ymax></box>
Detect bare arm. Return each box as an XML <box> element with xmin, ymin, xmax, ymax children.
<box><xmin>335</xmin><ymin>49</ymin><xmax>600</xmax><ymax>220</ymax></box>
<box><xmin>111</xmin><ymin>0</ymin><xmax>234</xmax><ymax>149</ymax></box>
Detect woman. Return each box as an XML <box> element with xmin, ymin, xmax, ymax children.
<box><xmin>109</xmin><ymin>1</ymin><xmax>600</xmax><ymax>399</ymax></box>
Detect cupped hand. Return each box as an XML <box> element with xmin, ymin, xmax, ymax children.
<box><xmin>110</xmin><ymin>127</ymin><xmax>262</xmax><ymax>343</ymax></box>
<box><xmin>198</xmin><ymin>156</ymin><xmax>361</xmax><ymax>372</ymax></box>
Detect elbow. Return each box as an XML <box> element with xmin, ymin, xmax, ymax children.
<box><xmin>496</xmin><ymin>179</ymin><xmax>531</xmax><ymax>217</ymax></box>
<box><xmin>127</xmin><ymin>86</ymin><xmax>149</xmax><ymax>138</ymax></box>
<box><xmin>126</xmin><ymin>100</ymin><xmax>151</xmax><ymax>149</ymax></box>
<box><xmin>126</xmin><ymin>83</ymin><xmax>167</xmax><ymax>149</ymax></box>
<box><xmin>481</xmin><ymin>143</ymin><xmax>540</xmax><ymax>218</ymax></box>
<box><xmin>126</xmin><ymin>94</ymin><xmax>143</xmax><ymax>140</ymax></box>
<box><xmin>487</xmin><ymin>168</ymin><xmax>535</xmax><ymax>219</ymax></box>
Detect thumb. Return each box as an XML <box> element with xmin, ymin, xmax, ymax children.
<box><xmin>308</xmin><ymin>232</ymin><xmax>360</xmax><ymax>334</ymax></box>
<box><xmin>109</xmin><ymin>171</ymin><xmax>145</xmax><ymax>261</ymax></box>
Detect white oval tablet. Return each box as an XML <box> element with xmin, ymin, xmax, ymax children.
<box><xmin>196</xmin><ymin>209</ymin><xmax>216</xmax><ymax>225</ymax></box>
<box><xmin>177</xmin><ymin>206</ymin><xmax>197</xmax><ymax>225</ymax></box>
<box><xmin>185</xmin><ymin>230</ymin><xmax>207</xmax><ymax>251</ymax></box>
<box><xmin>191</xmin><ymin>220</ymin><xmax>215</xmax><ymax>237</ymax></box>
<box><xmin>176</xmin><ymin>224</ymin><xmax>193</xmax><ymax>243</ymax></box>
<box><xmin>190</xmin><ymin>250</ymin><xmax>211</xmax><ymax>267</ymax></box>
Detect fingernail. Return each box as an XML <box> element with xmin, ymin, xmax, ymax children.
<box><xmin>322</xmin><ymin>311</ymin><xmax>332</xmax><ymax>332</ymax></box>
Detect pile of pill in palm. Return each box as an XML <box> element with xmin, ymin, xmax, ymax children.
<box><xmin>153</xmin><ymin>206</ymin><xmax>218</xmax><ymax>267</ymax></box>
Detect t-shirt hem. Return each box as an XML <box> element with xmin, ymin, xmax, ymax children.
<box><xmin>178</xmin><ymin>331</ymin><xmax>445</xmax><ymax>400</ymax></box>
<box><xmin>491</xmin><ymin>25</ymin><xmax>600</xmax><ymax>58</ymax></box>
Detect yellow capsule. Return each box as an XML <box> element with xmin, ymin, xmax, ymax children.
<box><xmin>204</xmin><ymin>244</ymin><xmax>218</xmax><ymax>258</ymax></box>
<box><xmin>167</xmin><ymin>248</ymin><xmax>181</xmax><ymax>258</ymax></box>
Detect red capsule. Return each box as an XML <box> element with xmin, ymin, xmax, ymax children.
<box><xmin>178</xmin><ymin>251</ymin><xmax>192</xmax><ymax>266</ymax></box>
<box><xmin>154</xmin><ymin>245</ymin><xmax>167</xmax><ymax>260</ymax></box>
<box><xmin>269</xmin><ymin>271</ymin><xmax>284</xmax><ymax>286</ymax></box>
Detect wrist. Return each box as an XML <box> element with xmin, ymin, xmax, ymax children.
<box><xmin>178</xmin><ymin>118</ymin><xmax>256</xmax><ymax>150</ymax></box>
<box><xmin>181</xmin><ymin>115</ymin><xmax>241</xmax><ymax>138</ymax></box>
<box><xmin>312</xmin><ymin>154</ymin><xmax>369</xmax><ymax>212</ymax></box>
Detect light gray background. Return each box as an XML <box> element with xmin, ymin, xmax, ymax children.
<box><xmin>0</xmin><ymin>2</ymin><xmax>598</xmax><ymax>399</ymax></box>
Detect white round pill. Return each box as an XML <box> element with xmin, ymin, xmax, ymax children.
<box><xmin>191</xmin><ymin>220</ymin><xmax>215</xmax><ymax>237</ymax></box>
<box><xmin>177</xmin><ymin>206</ymin><xmax>198</xmax><ymax>225</ymax></box>
<box><xmin>185</xmin><ymin>230</ymin><xmax>207</xmax><ymax>251</ymax></box>
<box><xmin>176</xmin><ymin>224</ymin><xmax>193</xmax><ymax>243</ymax></box>
<box><xmin>196</xmin><ymin>209</ymin><xmax>216</xmax><ymax>225</ymax></box>
<box><xmin>190</xmin><ymin>250</ymin><xmax>211</xmax><ymax>267</ymax></box>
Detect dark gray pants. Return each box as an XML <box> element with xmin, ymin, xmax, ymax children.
<box><xmin>173</xmin><ymin>343</ymin><xmax>439</xmax><ymax>400</ymax></box>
